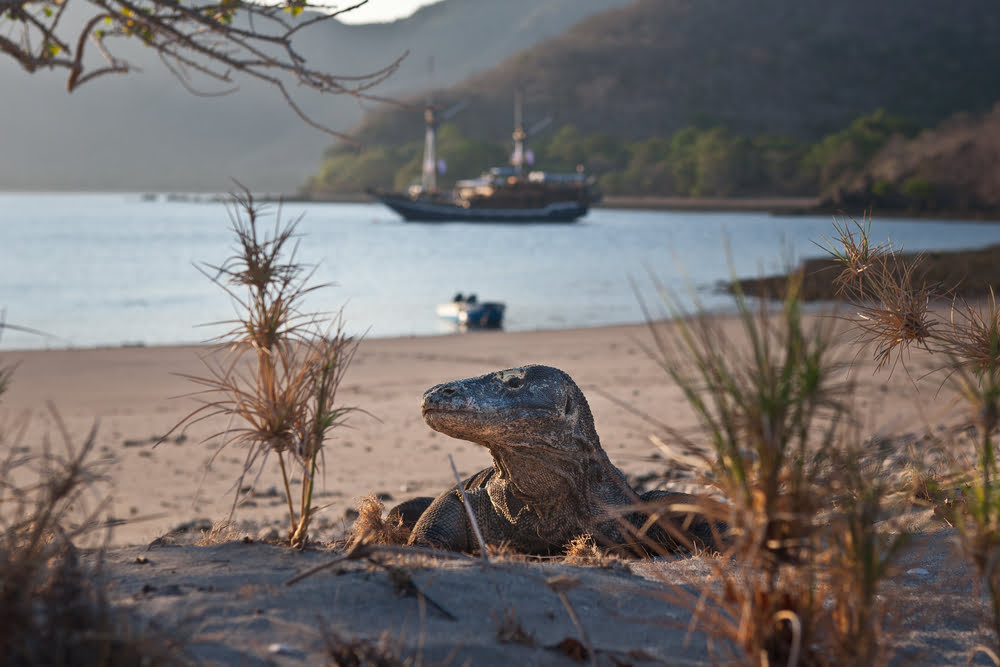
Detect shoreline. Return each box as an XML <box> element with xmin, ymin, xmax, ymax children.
<box><xmin>7</xmin><ymin>189</ymin><xmax>1000</xmax><ymax>221</ymax></box>
<box><xmin>294</xmin><ymin>192</ymin><xmax>1000</xmax><ymax>221</ymax></box>
<box><xmin>0</xmin><ymin>319</ymin><xmax>651</xmax><ymax>355</ymax></box>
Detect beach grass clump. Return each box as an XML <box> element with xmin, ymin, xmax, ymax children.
<box><xmin>172</xmin><ymin>188</ymin><xmax>361</xmax><ymax>548</ymax></box>
<box><xmin>347</xmin><ymin>494</ymin><xmax>411</xmax><ymax>548</ymax></box>
<box><xmin>642</xmin><ymin>265</ymin><xmax>911</xmax><ymax>664</ymax></box>
<box><xmin>824</xmin><ymin>216</ymin><xmax>1000</xmax><ymax>652</ymax></box>
<box><xmin>0</xmin><ymin>411</ymin><xmax>187</xmax><ymax>665</ymax></box>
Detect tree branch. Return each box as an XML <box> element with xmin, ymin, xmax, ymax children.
<box><xmin>0</xmin><ymin>0</ymin><xmax>407</xmax><ymax>138</ymax></box>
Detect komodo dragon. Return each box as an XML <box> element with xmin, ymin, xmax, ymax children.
<box><xmin>389</xmin><ymin>364</ymin><xmax>717</xmax><ymax>556</ymax></box>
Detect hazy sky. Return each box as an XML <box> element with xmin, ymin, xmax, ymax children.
<box><xmin>337</xmin><ymin>0</ymin><xmax>441</xmax><ymax>23</ymax></box>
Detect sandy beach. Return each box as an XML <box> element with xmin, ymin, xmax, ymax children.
<box><xmin>0</xmin><ymin>319</ymin><xmax>953</xmax><ymax>547</ymax></box>
<box><xmin>0</xmin><ymin>319</ymin><xmax>993</xmax><ymax>664</ymax></box>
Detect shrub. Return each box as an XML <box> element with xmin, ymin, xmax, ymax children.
<box><xmin>900</xmin><ymin>176</ymin><xmax>935</xmax><ymax>203</ymax></box>
<box><xmin>171</xmin><ymin>188</ymin><xmax>361</xmax><ymax>548</ymax></box>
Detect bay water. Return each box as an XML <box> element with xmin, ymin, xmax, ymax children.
<box><xmin>3</xmin><ymin>192</ymin><xmax>1000</xmax><ymax>350</ymax></box>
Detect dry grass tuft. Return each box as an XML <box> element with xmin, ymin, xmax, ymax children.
<box><xmin>0</xmin><ymin>408</ymin><xmax>188</xmax><ymax>665</ymax></box>
<box><xmin>563</xmin><ymin>533</ymin><xmax>623</xmax><ymax>568</ymax></box>
<box><xmin>824</xmin><ymin>216</ymin><xmax>1000</xmax><ymax>654</ymax></box>
<box><xmin>946</xmin><ymin>289</ymin><xmax>1000</xmax><ymax>375</ymax></box>
<box><xmin>196</xmin><ymin>520</ymin><xmax>251</xmax><ymax>546</ymax></box>
<box><xmin>639</xmin><ymin>251</ymin><xmax>915</xmax><ymax>664</ymax></box>
<box><xmin>348</xmin><ymin>495</ymin><xmax>411</xmax><ymax>547</ymax></box>
<box><xmin>822</xmin><ymin>214</ymin><xmax>940</xmax><ymax>372</ymax></box>
<box><xmin>168</xmin><ymin>188</ymin><xmax>362</xmax><ymax>548</ymax></box>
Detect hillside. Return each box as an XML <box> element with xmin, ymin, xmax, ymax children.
<box><xmin>341</xmin><ymin>0</ymin><xmax>1000</xmax><ymax>162</ymax></box>
<box><xmin>0</xmin><ymin>0</ymin><xmax>631</xmax><ymax>192</ymax></box>
<box><xmin>824</xmin><ymin>103</ymin><xmax>1000</xmax><ymax>217</ymax></box>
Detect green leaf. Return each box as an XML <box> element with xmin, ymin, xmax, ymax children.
<box><xmin>45</xmin><ymin>41</ymin><xmax>60</xmax><ymax>57</ymax></box>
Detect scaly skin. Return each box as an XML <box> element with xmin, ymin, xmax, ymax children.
<box><xmin>395</xmin><ymin>365</ymin><xmax>715</xmax><ymax>556</ymax></box>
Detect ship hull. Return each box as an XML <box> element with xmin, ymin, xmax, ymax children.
<box><xmin>371</xmin><ymin>191</ymin><xmax>587</xmax><ymax>223</ymax></box>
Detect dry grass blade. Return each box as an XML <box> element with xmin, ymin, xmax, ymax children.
<box><xmin>448</xmin><ymin>453</ymin><xmax>490</xmax><ymax>561</ymax></box>
<box><xmin>320</xmin><ymin>623</ymin><xmax>408</xmax><ymax>667</ymax></box>
<box><xmin>822</xmin><ymin>213</ymin><xmax>944</xmax><ymax>375</ymax></box>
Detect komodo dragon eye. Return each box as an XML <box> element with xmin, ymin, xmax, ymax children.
<box><xmin>496</xmin><ymin>369</ymin><xmax>526</xmax><ymax>390</ymax></box>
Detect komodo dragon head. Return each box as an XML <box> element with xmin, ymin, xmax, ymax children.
<box><xmin>421</xmin><ymin>365</ymin><xmax>600</xmax><ymax>453</ymax></box>
<box><xmin>420</xmin><ymin>365</ymin><xmax>625</xmax><ymax>508</ymax></box>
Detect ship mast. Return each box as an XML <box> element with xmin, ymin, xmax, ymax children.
<box><xmin>421</xmin><ymin>57</ymin><xmax>438</xmax><ymax>192</ymax></box>
<box><xmin>511</xmin><ymin>89</ymin><xmax>526</xmax><ymax>175</ymax></box>
<box><xmin>422</xmin><ymin>105</ymin><xmax>438</xmax><ymax>192</ymax></box>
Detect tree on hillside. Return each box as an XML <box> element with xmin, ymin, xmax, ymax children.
<box><xmin>802</xmin><ymin>109</ymin><xmax>920</xmax><ymax>193</ymax></box>
<box><xmin>0</xmin><ymin>0</ymin><xmax>404</xmax><ymax>139</ymax></box>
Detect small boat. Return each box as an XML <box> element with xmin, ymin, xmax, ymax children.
<box><xmin>436</xmin><ymin>293</ymin><xmax>505</xmax><ymax>328</ymax></box>
<box><xmin>370</xmin><ymin>94</ymin><xmax>599</xmax><ymax>223</ymax></box>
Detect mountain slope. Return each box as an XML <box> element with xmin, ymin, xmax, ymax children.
<box><xmin>351</xmin><ymin>0</ymin><xmax>1000</xmax><ymax>150</ymax></box>
<box><xmin>0</xmin><ymin>0</ymin><xmax>631</xmax><ymax>192</ymax></box>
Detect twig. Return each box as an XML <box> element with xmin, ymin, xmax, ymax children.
<box><xmin>284</xmin><ymin>542</ymin><xmax>475</xmax><ymax>586</ymax></box>
<box><xmin>449</xmin><ymin>453</ymin><xmax>490</xmax><ymax>561</ymax></box>
<box><xmin>969</xmin><ymin>644</ymin><xmax>1000</xmax><ymax>666</ymax></box>
<box><xmin>773</xmin><ymin>610</ymin><xmax>802</xmax><ymax>667</ymax></box>
<box><xmin>547</xmin><ymin>576</ymin><xmax>597</xmax><ymax>667</ymax></box>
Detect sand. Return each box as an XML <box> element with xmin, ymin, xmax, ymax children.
<box><xmin>0</xmin><ymin>320</ymin><xmax>995</xmax><ymax>665</ymax></box>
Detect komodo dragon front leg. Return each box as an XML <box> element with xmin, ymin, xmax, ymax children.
<box><xmin>402</xmin><ymin>469</ymin><xmax>500</xmax><ymax>552</ymax></box>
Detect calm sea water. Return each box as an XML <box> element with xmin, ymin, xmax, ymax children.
<box><xmin>2</xmin><ymin>192</ymin><xmax>1000</xmax><ymax>350</ymax></box>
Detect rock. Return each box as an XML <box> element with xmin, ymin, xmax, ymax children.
<box><xmin>256</xmin><ymin>527</ymin><xmax>281</xmax><ymax>542</ymax></box>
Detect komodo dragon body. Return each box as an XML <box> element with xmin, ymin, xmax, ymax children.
<box><xmin>392</xmin><ymin>365</ymin><xmax>715</xmax><ymax>556</ymax></box>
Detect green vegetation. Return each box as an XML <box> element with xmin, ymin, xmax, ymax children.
<box><xmin>900</xmin><ymin>176</ymin><xmax>935</xmax><ymax>203</ymax></box>
<box><xmin>302</xmin><ymin>109</ymin><xmax>911</xmax><ymax>199</ymax></box>
<box><xmin>800</xmin><ymin>109</ymin><xmax>920</xmax><ymax>192</ymax></box>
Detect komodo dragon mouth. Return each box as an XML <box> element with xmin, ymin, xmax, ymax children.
<box><xmin>420</xmin><ymin>405</ymin><xmax>563</xmax><ymax>417</ymax></box>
